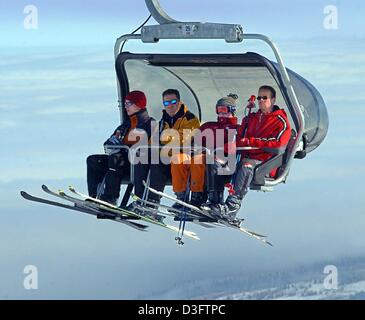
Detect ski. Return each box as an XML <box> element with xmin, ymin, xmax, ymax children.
<box><xmin>131</xmin><ymin>198</ymin><xmax>217</xmax><ymax>229</ymax></box>
<box><xmin>20</xmin><ymin>191</ymin><xmax>148</xmax><ymax>231</ymax></box>
<box><xmin>142</xmin><ymin>181</ymin><xmax>273</xmax><ymax>246</ymax></box>
<box><xmin>41</xmin><ymin>185</ymin><xmax>140</xmax><ymax>223</ymax></box>
<box><xmin>67</xmin><ymin>186</ymin><xmax>200</xmax><ymax>241</ymax></box>
<box><xmin>130</xmin><ymin>192</ymin><xmax>218</xmax><ymax>224</ymax></box>
<box><xmin>42</xmin><ymin>185</ymin><xmax>135</xmax><ymax>220</ymax></box>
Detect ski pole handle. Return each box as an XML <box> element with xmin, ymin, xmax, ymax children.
<box><xmin>225</xmin><ymin>182</ymin><xmax>236</xmax><ymax>195</ymax></box>
<box><xmin>246</xmin><ymin>95</ymin><xmax>256</xmax><ymax>110</ymax></box>
<box><xmin>241</xmin><ymin>95</ymin><xmax>256</xmax><ymax>138</ymax></box>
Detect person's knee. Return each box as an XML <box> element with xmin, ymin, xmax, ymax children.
<box><xmin>148</xmin><ymin>164</ymin><xmax>159</xmax><ymax>178</ymax></box>
<box><xmin>87</xmin><ymin>155</ymin><xmax>100</xmax><ymax>168</ymax></box>
<box><xmin>109</xmin><ymin>153</ymin><xmax>126</xmax><ymax>168</ymax></box>
<box><xmin>241</xmin><ymin>161</ymin><xmax>255</xmax><ymax>173</ymax></box>
<box><xmin>192</xmin><ymin>154</ymin><xmax>204</xmax><ymax>165</ymax></box>
<box><xmin>171</xmin><ymin>153</ymin><xmax>189</xmax><ymax>165</ymax></box>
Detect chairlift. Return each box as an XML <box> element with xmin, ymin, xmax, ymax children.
<box><xmin>20</xmin><ymin>0</ymin><xmax>330</xmax><ymax>245</ymax></box>
<box><xmin>114</xmin><ymin>0</ymin><xmax>329</xmax><ymax>201</ymax></box>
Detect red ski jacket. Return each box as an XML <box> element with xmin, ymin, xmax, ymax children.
<box><xmin>196</xmin><ymin>116</ymin><xmax>239</xmax><ymax>155</ymax></box>
<box><xmin>236</xmin><ymin>106</ymin><xmax>292</xmax><ymax>162</ymax></box>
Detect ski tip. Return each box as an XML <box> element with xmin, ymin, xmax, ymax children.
<box><xmin>250</xmin><ymin>232</ymin><xmax>268</xmax><ymax>238</ymax></box>
<box><xmin>58</xmin><ymin>190</ymin><xmax>66</xmax><ymax>196</ymax></box>
<box><xmin>68</xmin><ymin>186</ymin><xmax>76</xmax><ymax>192</ymax></box>
<box><xmin>183</xmin><ymin>231</ymin><xmax>200</xmax><ymax>240</ymax></box>
<box><xmin>20</xmin><ymin>191</ymin><xmax>33</xmax><ymax>201</ymax></box>
<box><xmin>240</xmin><ymin>227</ymin><xmax>267</xmax><ymax>238</ymax></box>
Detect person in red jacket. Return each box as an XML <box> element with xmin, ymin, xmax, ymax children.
<box><xmin>221</xmin><ymin>85</ymin><xmax>292</xmax><ymax>219</ymax></box>
<box><xmin>170</xmin><ymin>94</ymin><xmax>239</xmax><ymax>208</ymax></box>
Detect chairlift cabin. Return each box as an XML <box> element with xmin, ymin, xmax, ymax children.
<box><xmin>113</xmin><ymin>0</ymin><xmax>328</xmax><ymax>199</ymax></box>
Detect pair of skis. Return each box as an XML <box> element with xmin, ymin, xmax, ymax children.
<box><xmin>20</xmin><ymin>185</ymin><xmax>199</xmax><ymax>241</ymax></box>
<box><xmin>21</xmin><ymin>184</ymin><xmax>272</xmax><ymax>246</ymax></box>
<box><xmin>142</xmin><ymin>181</ymin><xmax>273</xmax><ymax>246</ymax></box>
<box><xmin>130</xmin><ymin>193</ymin><xmax>218</xmax><ymax>226</ymax></box>
<box><xmin>21</xmin><ymin>188</ymin><xmax>148</xmax><ymax>231</ymax></box>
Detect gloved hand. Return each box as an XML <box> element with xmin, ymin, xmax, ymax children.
<box><xmin>108</xmin><ymin>135</ymin><xmax>121</xmax><ymax>145</ymax></box>
<box><xmin>237</xmin><ymin>137</ymin><xmax>250</xmax><ymax>147</ymax></box>
<box><xmin>104</xmin><ymin>132</ymin><xmax>123</xmax><ymax>155</ymax></box>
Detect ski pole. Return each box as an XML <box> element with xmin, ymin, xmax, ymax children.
<box><xmin>175</xmin><ymin>174</ymin><xmax>191</xmax><ymax>246</ymax></box>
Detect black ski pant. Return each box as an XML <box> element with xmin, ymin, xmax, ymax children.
<box><xmin>87</xmin><ymin>153</ymin><xmax>150</xmax><ymax>199</ymax></box>
<box><xmin>206</xmin><ymin>160</ymin><xmax>233</xmax><ymax>192</ymax></box>
<box><xmin>206</xmin><ymin>160</ymin><xmax>232</xmax><ymax>204</ymax></box>
<box><xmin>147</xmin><ymin>163</ymin><xmax>171</xmax><ymax>203</ymax></box>
<box><xmin>87</xmin><ymin>154</ymin><xmax>109</xmax><ymax>198</ymax></box>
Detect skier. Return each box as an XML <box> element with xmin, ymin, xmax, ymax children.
<box><xmin>205</xmin><ymin>85</ymin><xmax>292</xmax><ymax>220</ymax></box>
<box><xmin>170</xmin><ymin>94</ymin><xmax>239</xmax><ymax>209</ymax></box>
<box><xmin>86</xmin><ymin>90</ymin><xmax>155</xmax><ymax>205</ymax></box>
<box><xmin>131</xmin><ymin>89</ymin><xmax>201</xmax><ymax>210</ymax></box>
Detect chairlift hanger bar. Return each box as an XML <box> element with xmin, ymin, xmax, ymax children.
<box><xmin>145</xmin><ymin>0</ymin><xmax>178</xmax><ymax>24</ymax></box>
<box><xmin>143</xmin><ymin>0</ymin><xmax>243</xmax><ymax>43</ymax></box>
<box><xmin>113</xmin><ymin>0</ymin><xmax>305</xmax><ymax>187</ymax></box>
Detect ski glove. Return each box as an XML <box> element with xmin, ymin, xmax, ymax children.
<box><xmin>237</xmin><ymin>138</ymin><xmax>250</xmax><ymax>147</ymax></box>
<box><xmin>104</xmin><ymin>135</ymin><xmax>123</xmax><ymax>155</ymax></box>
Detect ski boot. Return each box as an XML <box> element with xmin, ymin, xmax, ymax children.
<box><xmin>224</xmin><ymin>195</ymin><xmax>243</xmax><ymax>226</ymax></box>
<box><xmin>202</xmin><ymin>192</ymin><xmax>242</xmax><ymax>226</ymax></box>
<box><xmin>190</xmin><ymin>192</ymin><xmax>206</xmax><ymax>208</ymax></box>
<box><xmin>171</xmin><ymin>191</ymin><xmax>187</xmax><ymax>211</ymax></box>
<box><xmin>225</xmin><ymin>195</ymin><xmax>242</xmax><ymax>215</ymax></box>
<box><xmin>201</xmin><ymin>191</ymin><xmax>225</xmax><ymax>217</ymax></box>
<box><xmin>127</xmin><ymin>200</ymin><xmax>165</xmax><ymax>223</ymax></box>
<box><xmin>99</xmin><ymin>194</ymin><xmax>118</xmax><ymax>206</ymax></box>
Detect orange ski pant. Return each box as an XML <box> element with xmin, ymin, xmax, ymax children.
<box><xmin>170</xmin><ymin>153</ymin><xmax>205</xmax><ymax>193</ymax></box>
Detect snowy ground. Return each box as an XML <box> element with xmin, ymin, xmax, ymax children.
<box><xmin>215</xmin><ymin>280</ymin><xmax>365</xmax><ymax>300</ymax></box>
<box><xmin>146</xmin><ymin>256</ymin><xmax>365</xmax><ymax>300</ymax></box>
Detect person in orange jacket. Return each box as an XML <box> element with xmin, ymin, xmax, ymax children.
<box><xmin>128</xmin><ymin>89</ymin><xmax>201</xmax><ymax>210</ymax></box>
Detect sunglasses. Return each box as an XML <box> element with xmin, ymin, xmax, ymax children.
<box><xmin>125</xmin><ymin>101</ymin><xmax>134</xmax><ymax>107</ymax></box>
<box><xmin>163</xmin><ymin>99</ymin><xmax>178</xmax><ymax>107</ymax></box>
<box><xmin>257</xmin><ymin>96</ymin><xmax>270</xmax><ymax>101</ymax></box>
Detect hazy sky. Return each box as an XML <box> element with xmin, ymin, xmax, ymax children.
<box><xmin>0</xmin><ymin>0</ymin><xmax>363</xmax><ymax>46</ymax></box>
<box><xmin>0</xmin><ymin>1</ymin><xmax>364</xmax><ymax>299</ymax></box>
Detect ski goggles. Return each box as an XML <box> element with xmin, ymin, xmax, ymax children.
<box><xmin>257</xmin><ymin>96</ymin><xmax>270</xmax><ymax>101</ymax></box>
<box><xmin>216</xmin><ymin>105</ymin><xmax>236</xmax><ymax>114</ymax></box>
<box><xmin>163</xmin><ymin>99</ymin><xmax>178</xmax><ymax>107</ymax></box>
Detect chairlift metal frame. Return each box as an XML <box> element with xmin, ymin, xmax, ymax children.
<box><xmin>113</xmin><ymin>0</ymin><xmax>306</xmax><ymax>190</ymax></box>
